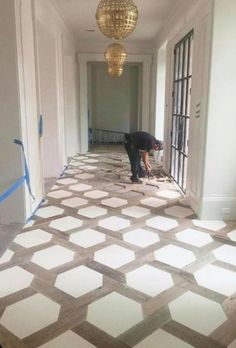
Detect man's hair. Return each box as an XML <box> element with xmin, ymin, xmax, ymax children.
<box><xmin>154</xmin><ymin>139</ymin><xmax>163</xmax><ymax>150</ymax></box>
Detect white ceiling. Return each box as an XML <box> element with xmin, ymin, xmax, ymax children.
<box><xmin>52</xmin><ymin>0</ymin><xmax>178</xmax><ymax>43</ymax></box>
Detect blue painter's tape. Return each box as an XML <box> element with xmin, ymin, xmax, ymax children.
<box><xmin>0</xmin><ymin>140</ymin><xmax>35</xmax><ymax>204</ymax></box>
<box><xmin>0</xmin><ymin>176</ymin><xmax>26</xmax><ymax>203</ymax></box>
<box><xmin>14</xmin><ymin>139</ymin><xmax>35</xmax><ymax>200</ymax></box>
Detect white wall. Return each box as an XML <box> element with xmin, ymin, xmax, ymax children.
<box><xmin>200</xmin><ymin>0</ymin><xmax>236</xmax><ymax>219</ymax></box>
<box><xmin>89</xmin><ymin>63</ymin><xmax>139</xmax><ymax>133</ymax></box>
<box><xmin>35</xmin><ymin>0</ymin><xmax>80</xmax><ymax>173</ymax></box>
<box><xmin>155</xmin><ymin>43</ymin><xmax>167</xmax><ymax>141</ymax></box>
<box><xmin>0</xmin><ymin>0</ymin><xmax>25</xmax><ymax>224</ymax></box>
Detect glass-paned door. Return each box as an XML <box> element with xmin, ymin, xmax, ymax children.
<box><xmin>170</xmin><ymin>30</ymin><xmax>194</xmax><ymax>192</ymax></box>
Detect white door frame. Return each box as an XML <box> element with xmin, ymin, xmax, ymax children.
<box><xmin>77</xmin><ymin>53</ymin><xmax>152</xmax><ymax>153</ymax></box>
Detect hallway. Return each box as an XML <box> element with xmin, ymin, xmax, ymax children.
<box><xmin>0</xmin><ymin>150</ymin><xmax>236</xmax><ymax>348</ymax></box>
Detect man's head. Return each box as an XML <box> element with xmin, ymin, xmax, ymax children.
<box><xmin>153</xmin><ymin>140</ymin><xmax>163</xmax><ymax>151</ymax></box>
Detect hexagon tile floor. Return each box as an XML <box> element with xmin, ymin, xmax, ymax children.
<box><xmin>0</xmin><ymin>150</ymin><xmax>236</xmax><ymax>348</ymax></box>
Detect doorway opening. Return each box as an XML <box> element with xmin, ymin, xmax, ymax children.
<box><xmin>87</xmin><ymin>62</ymin><xmax>140</xmax><ymax>150</ymax></box>
<box><xmin>170</xmin><ymin>30</ymin><xmax>194</xmax><ymax>192</ymax></box>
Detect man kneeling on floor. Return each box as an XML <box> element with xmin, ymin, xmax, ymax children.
<box><xmin>124</xmin><ymin>131</ymin><xmax>163</xmax><ymax>184</ymax></box>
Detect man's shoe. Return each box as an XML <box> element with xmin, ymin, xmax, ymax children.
<box><xmin>130</xmin><ymin>176</ymin><xmax>142</xmax><ymax>184</ymax></box>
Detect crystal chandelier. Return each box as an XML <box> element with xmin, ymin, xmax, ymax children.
<box><xmin>96</xmin><ymin>0</ymin><xmax>138</xmax><ymax>40</ymax></box>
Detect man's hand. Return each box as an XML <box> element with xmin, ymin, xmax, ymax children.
<box><xmin>147</xmin><ymin>170</ymin><xmax>154</xmax><ymax>180</ymax></box>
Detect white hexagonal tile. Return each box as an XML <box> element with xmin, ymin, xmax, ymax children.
<box><xmin>84</xmin><ymin>190</ymin><xmax>109</xmax><ymax>199</ymax></box>
<box><xmin>35</xmin><ymin>206</ymin><xmax>64</xmax><ymax>219</ymax></box>
<box><xmin>146</xmin><ymin>216</ymin><xmax>179</xmax><ymax>231</ymax></box>
<box><xmin>0</xmin><ymin>266</ymin><xmax>33</xmax><ymax>298</ymax></box>
<box><xmin>74</xmin><ymin>156</ymin><xmax>88</xmax><ymax>160</ymax></box>
<box><xmin>65</xmin><ymin>169</ymin><xmax>81</xmax><ymax>175</ymax></box>
<box><xmin>57</xmin><ymin>178</ymin><xmax>78</xmax><ymax>185</ymax></box>
<box><xmin>14</xmin><ymin>229</ymin><xmax>52</xmax><ymax>248</ymax></box>
<box><xmin>134</xmin><ymin>328</ymin><xmax>193</xmax><ymax>348</ymax></box>
<box><xmin>87</xmin><ymin>292</ymin><xmax>143</xmax><ymax>337</ymax></box>
<box><xmin>154</xmin><ymin>245</ymin><xmax>196</xmax><ymax>269</ymax></box>
<box><xmin>98</xmin><ymin>216</ymin><xmax>130</xmax><ymax>231</ymax></box>
<box><xmin>78</xmin><ymin>206</ymin><xmax>107</xmax><ymax>219</ymax></box>
<box><xmin>0</xmin><ymin>249</ymin><xmax>14</xmax><ymax>264</ymax></box>
<box><xmin>70</xmin><ymin>229</ymin><xmax>106</xmax><ymax>248</ymax></box>
<box><xmin>80</xmin><ymin>165</ymin><xmax>97</xmax><ymax>170</ymax></box>
<box><xmin>39</xmin><ymin>330</ymin><xmax>96</xmax><ymax>348</ymax></box>
<box><xmin>122</xmin><ymin>206</ymin><xmax>150</xmax><ymax>218</ymax></box>
<box><xmin>75</xmin><ymin>173</ymin><xmax>95</xmax><ymax>180</ymax></box>
<box><xmin>101</xmin><ymin>197</ymin><xmax>128</xmax><ymax>208</ymax></box>
<box><xmin>51</xmin><ymin>185</ymin><xmax>59</xmax><ymax>190</ymax></box>
<box><xmin>23</xmin><ymin>219</ymin><xmax>35</xmax><ymax>229</ymax></box>
<box><xmin>69</xmin><ymin>184</ymin><xmax>92</xmax><ymax>192</ymax></box>
<box><xmin>0</xmin><ymin>293</ymin><xmax>60</xmax><ymax>338</ymax></box>
<box><xmin>69</xmin><ymin>161</ymin><xmax>84</xmax><ymax>167</ymax></box>
<box><xmin>55</xmin><ymin>266</ymin><xmax>103</xmax><ymax>298</ymax></box>
<box><xmin>31</xmin><ymin>245</ymin><xmax>74</xmax><ymax>269</ymax></box>
<box><xmin>213</xmin><ymin>245</ymin><xmax>236</xmax><ymax>266</ymax></box>
<box><xmin>192</xmin><ymin>219</ymin><xmax>226</xmax><ymax>232</ymax></box>
<box><xmin>169</xmin><ymin>291</ymin><xmax>227</xmax><ymax>335</ymax></box>
<box><xmin>157</xmin><ymin>190</ymin><xmax>181</xmax><ymax>199</ymax></box>
<box><xmin>123</xmin><ymin>229</ymin><xmax>159</xmax><ymax>248</ymax></box>
<box><xmin>61</xmin><ymin>197</ymin><xmax>88</xmax><ymax>208</ymax></box>
<box><xmin>126</xmin><ymin>265</ymin><xmax>174</xmax><ymax>297</ymax></box>
<box><xmin>228</xmin><ymin>230</ymin><xmax>236</xmax><ymax>242</ymax></box>
<box><xmin>194</xmin><ymin>264</ymin><xmax>236</xmax><ymax>296</ymax></box>
<box><xmin>94</xmin><ymin>245</ymin><xmax>135</xmax><ymax>269</ymax></box>
<box><xmin>50</xmin><ymin>216</ymin><xmax>83</xmax><ymax>232</ymax></box>
<box><xmin>47</xmin><ymin>190</ymin><xmax>72</xmax><ymax>199</ymax></box>
<box><xmin>83</xmin><ymin>159</ymin><xmax>99</xmax><ymax>164</ymax></box>
<box><xmin>165</xmin><ymin>206</ymin><xmax>193</xmax><ymax>218</ymax></box>
<box><xmin>140</xmin><ymin>197</ymin><xmax>166</xmax><ymax>208</ymax></box>
<box><xmin>176</xmin><ymin>229</ymin><xmax>213</xmax><ymax>247</ymax></box>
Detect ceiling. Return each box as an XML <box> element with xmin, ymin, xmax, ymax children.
<box><xmin>52</xmin><ymin>0</ymin><xmax>178</xmax><ymax>43</ymax></box>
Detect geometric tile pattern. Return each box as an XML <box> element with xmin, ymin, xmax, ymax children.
<box><xmin>98</xmin><ymin>216</ymin><xmax>130</xmax><ymax>231</ymax></box>
<box><xmin>39</xmin><ymin>330</ymin><xmax>96</xmax><ymax>348</ymax></box>
<box><xmin>154</xmin><ymin>245</ymin><xmax>196</xmax><ymax>269</ymax></box>
<box><xmin>126</xmin><ymin>265</ymin><xmax>174</xmax><ymax>296</ymax></box>
<box><xmin>0</xmin><ymin>249</ymin><xmax>14</xmax><ymax>264</ymax></box>
<box><xmin>0</xmin><ymin>150</ymin><xmax>235</xmax><ymax>348</ymax></box>
<box><xmin>69</xmin><ymin>229</ymin><xmax>106</xmax><ymax>248</ymax></box>
<box><xmin>194</xmin><ymin>264</ymin><xmax>236</xmax><ymax>296</ymax></box>
<box><xmin>123</xmin><ymin>228</ymin><xmax>159</xmax><ymax>247</ymax></box>
<box><xmin>0</xmin><ymin>294</ymin><xmax>60</xmax><ymax>338</ymax></box>
<box><xmin>31</xmin><ymin>245</ymin><xmax>74</xmax><ymax>269</ymax></box>
<box><xmin>94</xmin><ymin>245</ymin><xmax>135</xmax><ymax>269</ymax></box>
<box><xmin>49</xmin><ymin>216</ymin><xmax>83</xmax><ymax>232</ymax></box>
<box><xmin>212</xmin><ymin>245</ymin><xmax>236</xmax><ymax>266</ymax></box>
<box><xmin>122</xmin><ymin>205</ymin><xmax>150</xmax><ymax>218</ymax></box>
<box><xmin>134</xmin><ymin>329</ymin><xmax>194</xmax><ymax>348</ymax></box>
<box><xmin>169</xmin><ymin>291</ymin><xmax>227</xmax><ymax>335</ymax></box>
<box><xmin>0</xmin><ymin>266</ymin><xmax>33</xmax><ymax>298</ymax></box>
<box><xmin>55</xmin><ymin>266</ymin><xmax>103</xmax><ymax>298</ymax></box>
<box><xmin>146</xmin><ymin>216</ymin><xmax>179</xmax><ymax>231</ymax></box>
<box><xmin>86</xmin><ymin>292</ymin><xmax>143</xmax><ymax>337</ymax></box>
<box><xmin>13</xmin><ymin>229</ymin><xmax>52</xmax><ymax>248</ymax></box>
<box><xmin>176</xmin><ymin>228</ymin><xmax>213</xmax><ymax>247</ymax></box>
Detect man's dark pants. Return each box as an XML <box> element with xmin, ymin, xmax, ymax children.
<box><xmin>124</xmin><ymin>134</ymin><xmax>146</xmax><ymax>180</ymax></box>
